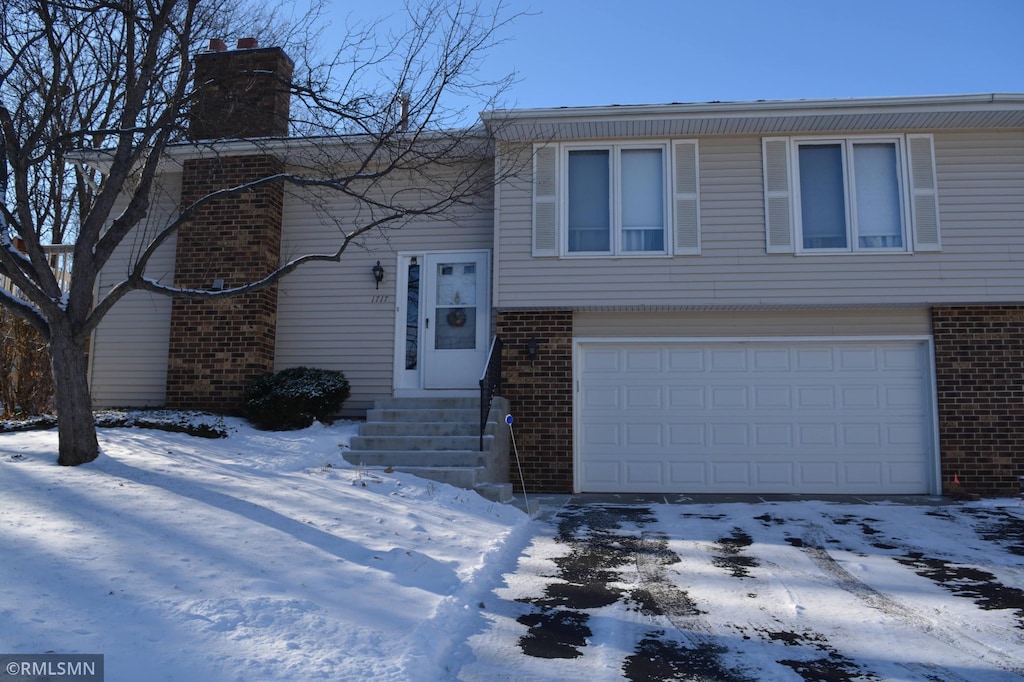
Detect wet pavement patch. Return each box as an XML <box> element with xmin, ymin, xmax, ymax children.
<box><xmin>622</xmin><ymin>632</ymin><xmax>749</xmax><ymax>682</ymax></box>
<box><xmin>515</xmin><ymin>503</ymin><xmax>739</xmax><ymax>680</ymax></box>
<box><xmin>517</xmin><ymin>608</ymin><xmax>591</xmax><ymax>659</ymax></box>
<box><xmin>779</xmin><ymin>655</ymin><xmax>877</xmax><ymax>682</ymax></box>
<box><xmin>498</xmin><ymin>501</ymin><xmax>1024</xmax><ymax>681</ymax></box>
<box><xmin>712</xmin><ymin>527</ymin><xmax>758</xmax><ymax>578</ymax></box>
<box><xmin>896</xmin><ymin>552</ymin><xmax>1024</xmax><ymax>626</ymax></box>
<box><xmin>963</xmin><ymin>507</ymin><xmax>1024</xmax><ymax>557</ymax></box>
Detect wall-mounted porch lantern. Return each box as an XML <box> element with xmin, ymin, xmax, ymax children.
<box><xmin>526</xmin><ymin>337</ymin><xmax>539</xmax><ymax>366</ymax></box>
<box><xmin>372</xmin><ymin>261</ymin><xmax>385</xmax><ymax>289</ymax></box>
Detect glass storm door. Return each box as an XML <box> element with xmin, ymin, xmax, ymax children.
<box><xmin>420</xmin><ymin>252</ymin><xmax>489</xmax><ymax>389</ymax></box>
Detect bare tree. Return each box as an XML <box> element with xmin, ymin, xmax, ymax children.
<box><xmin>0</xmin><ymin>0</ymin><xmax>518</xmax><ymax>465</ymax></box>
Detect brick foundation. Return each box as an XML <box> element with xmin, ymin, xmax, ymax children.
<box><xmin>496</xmin><ymin>310</ymin><xmax>574</xmax><ymax>493</ymax></box>
<box><xmin>933</xmin><ymin>306</ymin><xmax>1024</xmax><ymax>496</ymax></box>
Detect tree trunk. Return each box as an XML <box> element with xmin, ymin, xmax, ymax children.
<box><xmin>49</xmin><ymin>330</ymin><xmax>99</xmax><ymax>466</ymax></box>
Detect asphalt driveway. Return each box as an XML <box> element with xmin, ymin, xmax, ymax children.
<box><xmin>459</xmin><ymin>495</ymin><xmax>1024</xmax><ymax>681</ymax></box>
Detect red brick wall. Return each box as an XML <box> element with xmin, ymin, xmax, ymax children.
<box><xmin>933</xmin><ymin>306</ymin><xmax>1024</xmax><ymax>496</ymax></box>
<box><xmin>165</xmin><ymin>155</ymin><xmax>284</xmax><ymax>412</ymax></box>
<box><xmin>496</xmin><ymin>310</ymin><xmax>574</xmax><ymax>493</ymax></box>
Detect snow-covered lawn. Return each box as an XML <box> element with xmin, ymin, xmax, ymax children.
<box><xmin>2</xmin><ymin>416</ymin><xmax>1023</xmax><ymax>681</ymax></box>
<box><xmin>0</xmin><ymin>417</ymin><xmax>531</xmax><ymax>681</ymax></box>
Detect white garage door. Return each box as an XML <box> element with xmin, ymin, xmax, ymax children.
<box><xmin>576</xmin><ymin>340</ymin><xmax>934</xmax><ymax>494</ymax></box>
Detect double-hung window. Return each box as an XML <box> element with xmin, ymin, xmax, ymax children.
<box><xmin>532</xmin><ymin>140</ymin><xmax>700</xmax><ymax>258</ymax></box>
<box><xmin>565</xmin><ymin>144</ymin><xmax>668</xmax><ymax>255</ymax></box>
<box><xmin>762</xmin><ymin>134</ymin><xmax>940</xmax><ymax>254</ymax></box>
<box><xmin>796</xmin><ymin>138</ymin><xmax>905</xmax><ymax>251</ymax></box>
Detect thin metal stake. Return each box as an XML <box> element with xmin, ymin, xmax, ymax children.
<box><xmin>506</xmin><ymin>414</ymin><xmax>531</xmax><ymax>515</ymax></box>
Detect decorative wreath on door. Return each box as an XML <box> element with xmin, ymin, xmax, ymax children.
<box><xmin>446</xmin><ymin>308</ymin><xmax>467</xmax><ymax>328</ymax></box>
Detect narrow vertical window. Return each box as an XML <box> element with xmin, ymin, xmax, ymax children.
<box><xmin>567</xmin><ymin>150</ymin><xmax>610</xmax><ymax>252</ymax></box>
<box><xmin>620</xmin><ymin>148</ymin><xmax>665</xmax><ymax>252</ymax></box>
<box><xmin>404</xmin><ymin>260</ymin><xmax>420</xmax><ymax>370</ymax></box>
<box><xmin>798</xmin><ymin>144</ymin><xmax>847</xmax><ymax>249</ymax></box>
<box><xmin>853</xmin><ymin>143</ymin><xmax>903</xmax><ymax>248</ymax></box>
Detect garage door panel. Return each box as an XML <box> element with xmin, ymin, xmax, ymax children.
<box><xmin>669</xmin><ymin>387</ymin><xmax>705</xmax><ymax>408</ymax></box>
<box><xmin>842</xmin><ymin>423</ymin><xmax>882</xmax><ymax>447</ymax></box>
<box><xmin>755</xmin><ymin>423</ymin><xmax>793</xmax><ymax>446</ymax></box>
<box><xmin>710</xmin><ymin>348</ymin><xmax>747</xmax><ymax>371</ymax></box>
<box><xmin>581</xmin><ymin>348</ymin><xmax>621</xmax><ymax>372</ymax></box>
<box><xmin>626</xmin><ymin>349</ymin><xmax>663</xmax><ymax>372</ymax></box>
<box><xmin>624</xmin><ymin>423</ymin><xmax>662</xmax><ymax>446</ymax></box>
<box><xmin>711</xmin><ymin>462</ymin><xmax>751</xmax><ymax>486</ymax></box>
<box><xmin>625</xmin><ymin>461</ymin><xmax>663</xmax><ymax>486</ymax></box>
<box><xmin>754</xmin><ymin>386</ymin><xmax>792</xmax><ymax>409</ymax></box>
<box><xmin>668</xmin><ymin>461</ymin><xmax>707</xmax><ymax>486</ymax></box>
<box><xmin>753</xmin><ymin>349</ymin><xmax>791</xmax><ymax>371</ymax></box>
<box><xmin>577</xmin><ymin>340</ymin><xmax>933</xmax><ymax>494</ymax></box>
<box><xmin>845</xmin><ymin>462</ymin><xmax>884</xmax><ymax>485</ymax></box>
<box><xmin>755</xmin><ymin>462</ymin><xmax>796</xmax><ymax>486</ymax></box>
<box><xmin>581</xmin><ymin>422</ymin><xmax>619</xmax><ymax>447</ymax></box>
<box><xmin>668</xmin><ymin>349</ymin><xmax>704</xmax><ymax>371</ymax></box>
<box><xmin>839</xmin><ymin>348</ymin><xmax>877</xmax><ymax>370</ymax></box>
<box><xmin>625</xmin><ymin>386</ymin><xmax>662</xmax><ymax>409</ymax></box>
<box><xmin>798</xmin><ymin>386</ymin><xmax>835</xmax><ymax>408</ymax></box>
<box><xmin>711</xmin><ymin>386</ymin><xmax>748</xmax><ymax>408</ymax></box>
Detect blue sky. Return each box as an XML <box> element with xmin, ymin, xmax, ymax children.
<box><xmin>329</xmin><ymin>0</ymin><xmax>1023</xmax><ymax>110</ymax></box>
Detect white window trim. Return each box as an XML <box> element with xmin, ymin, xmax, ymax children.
<box><xmin>559</xmin><ymin>141</ymin><xmax>672</xmax><ymax>258</ymax></box>
<box><xmin>791</xmin><ymin>134</ymin><xmax>912</xmax><ymax>255</ymax></box>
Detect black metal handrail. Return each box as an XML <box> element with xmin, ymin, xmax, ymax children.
<box><xmin>478</xmin><ymin>336</ymin><xmax>503</xmax><ymax>451</ymax></box>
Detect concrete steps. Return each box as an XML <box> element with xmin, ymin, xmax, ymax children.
<box><xmin>344</xmin><ymin>396</ymin><xmax>512</xmax><ymax>503</ymax></box>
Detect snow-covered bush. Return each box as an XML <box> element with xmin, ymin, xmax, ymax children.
<box><xmin>244</xmin><ymin>367</ymin><xmax>350</xmax><ymax>430</ymax></box>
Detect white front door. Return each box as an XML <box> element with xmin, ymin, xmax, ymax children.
<box><xmin>395</xmin><ymin>251</ymin><xmax>490</xmax><ymax>391</ymax></box>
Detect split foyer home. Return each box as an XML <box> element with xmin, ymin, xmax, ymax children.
<box><xmin>87</xmin><ymin>41</ymin><xmax>1024</xmax><ymax>497</ymax></box>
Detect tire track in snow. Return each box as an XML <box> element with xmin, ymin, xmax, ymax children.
<box><xmin>800</xmin><ymin>523</ymin><xmax>1024</xmax><ymax>677</ymax></box>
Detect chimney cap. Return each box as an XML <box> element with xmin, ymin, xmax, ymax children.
<box><xmin>236</xmin><ymin>37</ymin><xmax>259</xmax><ymax>49</ymax></box>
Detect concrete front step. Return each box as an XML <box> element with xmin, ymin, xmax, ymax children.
<box><xmin>366</xmin><ymin>408</ymin><xmax>478</xmax><ymax>423</ymax></box>
<box><xmin>347</xmin><ymin>395</ymin><xmax>511</xmax><ymax>503</ymax></box>
<box><xmin>374</xmin><ymin>397</ymin><xmax>480</xmax><ymax>410</ymax></box>
<box><xmin>350</xmin><ymin>434</ymin><xmax>490</xmax><ymax>451</ymax></box>
<box><xmin>343</xmin><ymin>449</ymin><xmax>487</xmax><ymax>468</ymax></box>
<box><xmin>359</xmin><ymin>465</ymin><xmax>513</xmax><ymax>502</ymax></box>
<box><xmin>358</xmin><ymin>421</ymin><xmax>480</xmax><ymax>437</ymax></box>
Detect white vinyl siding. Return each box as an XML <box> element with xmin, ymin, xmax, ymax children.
<box><xmin>275</xmin><ymin>165</ymin><xmax>494</xmax><ymax>412</ymax></box>
<box><xmin>89</xmin><ymin>174</ymin><xmax>181</xmax><ymax>407</ymax></box>
<box><xmin>574</xmin><ymin>308</ymin><xmax>932</xmax><ymax>338</ymax></box>
<box><xmin>496</xmin><ymin>131</ymin><xmax>1024</xmax><ymax>310</ymax></box>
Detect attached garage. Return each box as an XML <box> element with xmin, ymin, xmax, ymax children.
<box><xmin>575</xmin><ymin>338</ymin><xmax>937</xmax><ymax>494</ymax></box>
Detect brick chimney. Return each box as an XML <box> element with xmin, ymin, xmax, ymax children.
<box><xmin>166</xmin><ymin>40</ymin><xmax>293</xmax><ymax>413</ymax></box>
<box><xmin>189</xmin><ymin>38</ymin><xmax>294</xmax><ymax>140</ymax></box>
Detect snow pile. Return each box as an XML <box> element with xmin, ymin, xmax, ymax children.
<box><xmin>0</xmin><ymin>418</ymin><xmax>529</xmax><ymax>681</ymax></box>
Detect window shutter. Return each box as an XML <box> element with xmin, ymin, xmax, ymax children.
<box><xmin>532</xmin><ymin>144</ymin><xmax>558</xmax><ymax>257</ymax></box>
<box><xmin>762</xmin><ymin>137</ymin><xmax>794</xmax><ymax>253</ymax></box>
<box><xmin>907</xmin><ymin>134</ymin><xmax>941</xmax><ymax>251</ymax></box>
<box><xmin>672</xmin><ymin>140</ymin><xmax>700</xmax><ymax>255</ymax></box>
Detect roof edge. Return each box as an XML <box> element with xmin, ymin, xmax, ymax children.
<box><xmin>481</xmin><ymin>93</ymin><xmax>1024</xmax><ymax>123</ymax></box>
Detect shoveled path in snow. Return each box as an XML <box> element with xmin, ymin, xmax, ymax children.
<box><xmin>458</xmin><ymin>497</ymin><xmax>1024</xmax><ymax>681</ymax></box>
